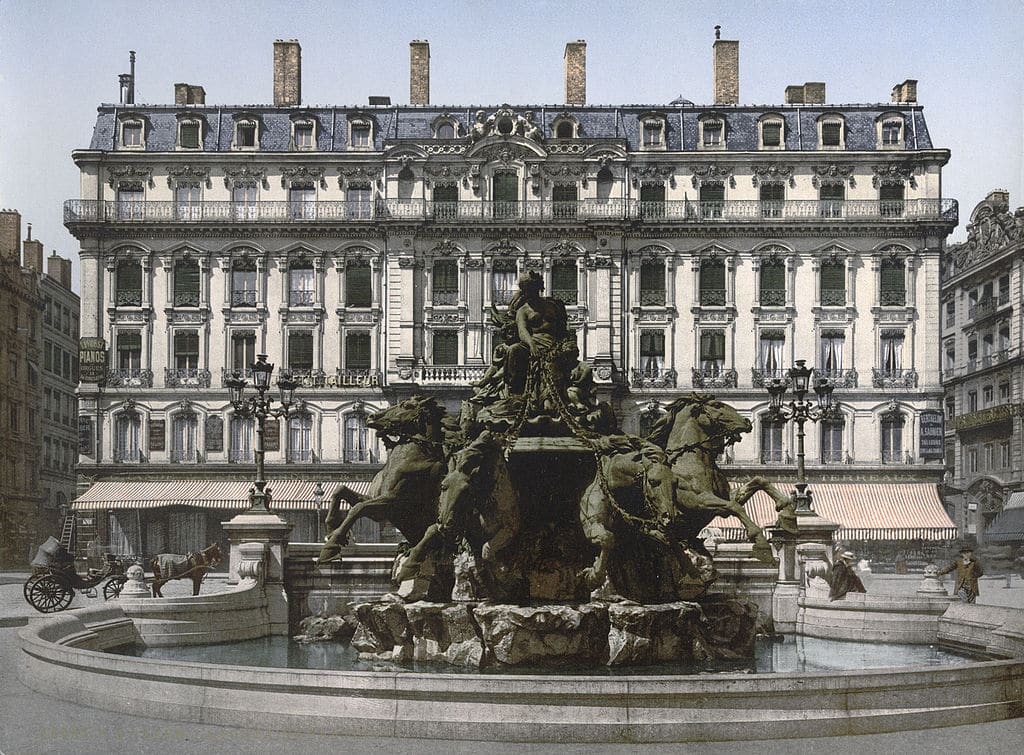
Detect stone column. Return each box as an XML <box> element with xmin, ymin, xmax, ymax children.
<box><xmin>767</xmin><ymin>510</ymin><xmax>840</xmax><ymax>634</ymax></box>
<box><xmin>222</xmin><ymin>513</ymin><xmax>293</xmax><ymax>635</ymax></box>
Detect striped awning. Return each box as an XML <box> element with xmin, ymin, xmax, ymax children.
<box><xmin>712</xmin><ymin>483</ymin><xmax>957</xmax><ymax>542</ymax></box>
<box><xmin>72</xmin><ymin>479</ymin><xmax>372</xmax><ymax>511</ymax></box>
<box><xmin>984</xmin><ymin>507</ymin><xmax>1024</xmax><ymax>544</ymax></box>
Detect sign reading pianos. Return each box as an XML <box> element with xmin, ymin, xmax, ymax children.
<box><xmin>78</xmin><ymin>337</ymin><xmax>108</xmax><ymax>384</ymax></box>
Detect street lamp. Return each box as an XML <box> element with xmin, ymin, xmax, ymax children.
<box><xmin>227</xmin><ymin>354</ymin><xmax>301</xmax><ymax>514</ymax></box>
<box><xmin>765</xmin><ymin>359</ymin><xmax>840</xmax><ymax>515</ymax></box>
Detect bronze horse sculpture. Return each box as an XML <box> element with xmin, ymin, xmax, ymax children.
<box><xmin>318</xmin><ymin>395</ymin><xmax>451</xmax><ymax>564</ymax></box>
<box><xmin>645</xmin><ymin>394</ymin><xmax>795</xmax><ymax>564</ymax></box>
<box><xmin>150</xmin><ymin>542</ymin><xmax>222</xmax><ymax>597</ymax></box>
<box><xmin>397</xmin><ymin>430</ymin><xmax>521</xmax><ymax>591</ymax></box>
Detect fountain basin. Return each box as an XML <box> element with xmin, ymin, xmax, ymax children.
<box><xmin>17</xmin><ymin>602</ymin><xmax>1024</xmax><ymax>743</ymax></box>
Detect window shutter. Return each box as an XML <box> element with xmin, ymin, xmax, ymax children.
<box><xmin>699</xmin><ymin>182</ymin><xmax>725</xmax><ymax>203</ymax></box>
<box><xmin>433</xmin><ymin>332</ymin><xmax>458</xmax><ymax>365</ymax></box>
<box><xmin>552</xmin><ymin>184</ymin><xmax>578</xmax><ymax>203</ymax></box>
<box><xmin>433</xmin><ymin>184</ymin><xmax>458</xmax><ymax>203</ymax></box>
<box><xmin>174</xmin><ymin>260</ymin><xmax>200</xmax><ymax>303</ymax></box>
<box><xmin>345</xmin><ymin>332</ymin><xmax>371</xmax><ymax>370</ymax></box>
<box><xmin>640</xmin><ymin>261</ymin><xmax>664</xmax><ymax>293</ymax></box>
<box><xmin>288</xmin><ymin>331</ymin><xmax>314</xmax><ymax>369</ymax></box>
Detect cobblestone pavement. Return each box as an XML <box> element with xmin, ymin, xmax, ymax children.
<box><xmin>0</xmin><ymin>570</ymin><xmax>1021</xmax><ymax>754</ymax></box>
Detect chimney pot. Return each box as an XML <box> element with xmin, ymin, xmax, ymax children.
<box><xmin>713</xmin><ymin>36</ymin><xmax>739</xmax><ymax>104</ymax></box>
<box><xmin>410</xmin><ymin>40</ymin><xmax>430</xmax><ymax>105</ymax></box>
<box><xmin>564</xmin><ymin>40</ymin><xmax>587</xmax><ymax>106</ymax></box>
<box><xmin>273</xmin><ymin>40</ymin><xmax>302</xmax><ymax>107</ymax></box>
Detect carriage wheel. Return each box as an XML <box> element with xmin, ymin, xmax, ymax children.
<box><xmin>26</xmin><ymin>575</ymin><xmax>74</xmax><ymax>613</ymax></box>
<box><xmin>103</xmin><ymin>575</ymin><xmax>128</xmax><ymax>601</ymax></box>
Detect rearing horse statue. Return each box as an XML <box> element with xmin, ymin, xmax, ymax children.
<box><xmin>318</xmin><ymin>396</ymin><xmax>451</xmax><ymax>564</ymax></box>
<box><xmin>645</xmin><ymin>394</ymin><xmax>795</xmax><ymax>564</ymax></box>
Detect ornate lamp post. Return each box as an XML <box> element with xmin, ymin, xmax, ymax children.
<box><xmin>766</xmin><ymin>359</ymin><xmax>838</xmax><ymax>515</ymax></box>
<box><xmin>226</xmin><ymin>354</ymin><xmax>300</xmax><ymax>514</ymax></box>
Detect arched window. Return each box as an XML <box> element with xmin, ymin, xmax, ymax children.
<box><xmin>556</xmin><ymin>121</ymin><xmax>575</xmax><ymax>138</ymax></box>
<box><xmin>397</xmin><ymin>167</ymin><xmax>415</xmax><ymax>200</ymax></box>
<box><xmin>231</xmin><ymin>257</ymin><xmax>257</xmax><ymax>307</ymax></box>
<box><xmin>114</xmin><ymin>412</ymin><xmax>141</xmax><ymax>463</ymax></box>
<box><xmin>288</xmin><ymin>413</ymin><xmax>314</xmax><ymax>463</ymax></box>
<box><xmin>345</xmin><ymin>413</ymin><xmax>370</xmax><ymax>463</ymax></box>
<box><xmin>116</xmin><ymin>259</ymin><xmax>143</xmax><ymax>306</ymax></box>
<box><xmin>551</xmin><ymin>258</ymin><xmax>577</xmax><ymax>304</ymax></box>
<box><xmin>436</xmin><ymin>122</ymin><xmax>456</xmax><ymax>139</ymax></box>
<box><xmin>229</xmin><ymin>416</ymin><xmax>254</xmax><ymax>463</ymax></box>
<box><xmin>345</xmin><ymin>259</ymin><xmax>371</xmax><ymax>307</ymax></box>
<box><xmin>596</xmin><ymin>167</ymin><xmax>614</xmax><ymax>202</ymax></box>
<box><xmin>171</xmin><ymin>412</ymin><xmax>198</xmax><ymax>463</ymax></box>
<box><xmin>640</xmin><ymin>259</ymin><xmax>666</xmax><ymax>306</ymax></box>
<box><xmin>173</xmin><ymin>258</ymin><xmax>200</xmax><ymax>307</ymax></box>
<box><xmin>881</xmin><ymin>412</ymin><xmax>905</xmax><ymax>464</ymax></box>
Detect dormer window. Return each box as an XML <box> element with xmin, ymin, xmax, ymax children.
<box><xmin>552</xmin><ymin>116</ymin><xmax>579</xmax><ymax>139</ymax></box>
<box><xmin>699</xmin><ymin>118</ymin><xmax>725</xmax><ymax>149</ymax></box>
<box><xmin>121</xmin><ymin>120</ymin><xmax>144</xmax><ymax>149</ymax></box>
<box><xmin>178</xmin><ymin>119</ymin><xmax>202</xmax><ymax>150</ymax></box>
<box><xmin>436</xmin><ymin>122</ymin><xmax>455</xmax><ymax>139</ymax></box>
<box><xmin>293</xmin><ymin>120</ymin><xmax>315</xmax><ymax>149</ymax></box>
<box><xmin>819</xmin><ymin>116</ymin><xmax>845</xmax><ymax>149</ymax></box>
<box><xmin>640</xmin><ymin>116</ymin><xmax>665</xmax><ymax>149</ymax></box>
<box><xmin>879</xmin><ymin>117</ymin><xmax>904</xmax><ymax>148</ymax></box>
<box><xmin>234</xmin><ymin>119</ymin><xmax>258</xmax><ymax>150</ymax></box>
<box><xmin>759</xmin><ymin>116</ymin><xmax>784</xmax><ymax>149</ymax></box>
<box><xmin>349</xmin><ymin>119</ymin><xmax>372</xmax><ymax>149</ymax></box>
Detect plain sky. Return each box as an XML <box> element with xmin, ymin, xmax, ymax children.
<box><xmin>1</xmin><ymin>0</ymin><xmax>1022</xmax><ymax>292</ymax></box>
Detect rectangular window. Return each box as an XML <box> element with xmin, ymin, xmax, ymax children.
<box><xmin>179</xmin><ymin>122</ymin><xmax>201</xmax><ymax>149</ymax></box>
<box><xmin>432</xmin><ymin>184</ymin><xmax>459</xmax><ymax>219</ymax></box>
<box><xmin>819</xmin><ymin>183</ymin><xmax>845</xmax><ymax>218</ymax></box>
<box><xmin>117</xmin><ymin>332</ymin><xmax>142</xmax><ymax>371</ymax></box>
<box><xmin>351</xmin><ymin>123</ymin><xmax>371</xmax><ymax>147</ymax></box>
<box><xmin>288</xmin><ymin>331</ymin><xmax>314</xmax><ymax>371</ymax></box>
<box><xmin>702</xmin><ymin>121</ymin><xmax>723</xmax><ymax>146</ymax></box>
<box><xmin>231</xmin><ymin>332</ymin><xmax>256</xmax><ymax>373</ymax></box>
<box><xmin>700</xmin><ymin>260</ymin><xmax>726</xmax><ymax>306</ymax></box>
<box><xmin>551</xmin><ymin>184</ymin><xmax>578</xmax><ymax>220</ymax></box>
<box><xmin>236</xmin><ymin>122</ymin><xmax>257</xmax><ymax>148</ymax></box>
<box><xmin>173</xmin><ymin>331</ymin><xmax>199</xmax><ymax>371</ymax></box>
<box><xmin>821</xmin><ymin>121</ymin><xmax>842</xmax><ymax>147</ymax></box>
<box><xmin>699</xmin><ymin>182</ymin><xmax>724</xmax><ymax>219</ymax></box>
<box><xmin>232</xmin><ymin>185</ymin><xmax>258</xmax><ymax>221</ymax></box>
<box><xmin>820</xmin><ymin>332</ymin><xmax>845</xmax><ymax>376</ymax></box>
<box><xmin>821</xmin><ymin>420</ymin><xmax>844</xmax><ymax>464</ymax></box>
<box><xmin>294</xmin><ymin>123</ymin><xmax>314</xmax><ymax>148</ymax></box>
<box><xmin>345</xmin><ymin>262</ymin><xmax>372</xmax><ymax>307</ymax></box>
<box><xmin>820</xmin><ymin>261</ymin><xmax>845</xmax><ymax>305</ymax></box>
<box><xmin>967</xmin><ymin>338</ymin><xmax>978</xmax><ymax>364</ymax></box>
<box><xmin>967</xmin><ymin>448</ymin><xmax>978</xmax><ymax>474</ymax></box>
<box><xmin>881</xmin><ymin>415</ymin><xmax>904</xmax><ymax>463</ymax></box>
<box><xmin>761</xmin><ymin>121</ymin><xmax>782</xmax><ymax>147</ymax></box>
<box><xmin>759</xmin><ymin>262</ymin><xmax>786</xmax><ymax>306</ymax></box>
<box><xmin>945</xmin><ymin>300</ymin><xmax>955</xmax><ymax>327</ymax></box>
<box><xmin>288</xmin><ymin>415</ymin><xmax>313</xmax><ymax>463</ymax></box>
<box><xmin>347</xmin><ymin>185</ymin><xmax>372</xmax><ymax>219</ymax></box>
<box><xmin>1001</xmin><ymin>441</ymin><xmax>1011</xmax><ymax>468</ymax></box>
<box><xmin>880</xmin><ymin>332</ymin><xmax>904</xmax><ymax>373</ymax></box>
<box><xmin>999</xmin><ymin>274</ymin><xmax>1010</xmax><ymax>303</ymax></box>
<box><xmin>491</xmin><ymin>259</ymin><xmax>518</xmax><ymax>306</ymax></box>
<box><xmin>945</xmin><ymin>397</ymin><xmax>955</xmax><ymax>420</ymax></box>
<box><xmin>967</xmin><ymin>390</ymin><xmax>977</xmax><ymax>413</ymax></box>
<box><xmin>761</xmin><ymin>417</ymin><xmax>784</xmax><ymax>463</ymax></box>
<box><xmin>345</xmin><ymin>415</ymin><xmax>370</xmax><ymax>463</ymax></box>
<box><xmin>881</xmin><ymin>120</ymin><xmax>902</xmax><ymax>146</ymax></box>
<box><xmin>639</xmin><ymin>261</ymin><xmax>666</xmax><ymax>306</ymax></box>
<box><xmin>432</xmin><ymin>259</ymin><xmax>459</xmax><ymax>305</ymax></box>
<box><xmin>171</xmin><ymin>414</ymin><xmax>198</xmax><ymax>463</ymax></box>
<box><xmin>759</xmin><ymin>183</ymin><xmax>784</xmax><ymax>218</ymax></box>
<box><xmin>116</xmin><ymin>185</ymin><xmax>145</xmax><ymax>221</ymax></box>
<box><xmin>551</xmin><ymin>260</ymin><xmax>578</xmax><ymax>304</ymax></box>
<box><xmin>999</xmin><ymin>381</ymin><xmax>1010</xmax><ymax>401</ymax></box>
<box><xmin>345</xmin><ymin>332</ymin><xmax>372</xmax><ymax>370</ymax></box>
<box><xmin>983</xmin><ymin>385</ymin><xmax>994</xmax><ymax>406</ymax></box>
<box><xmin>879</xmin><ymin>183</ymin><xmax>905</xmax><ymax>218</ymax></box>
<box><xmin>945</xmin><ymin>345</ymin><xmax>956</xmax><ymax>370</ymax></box>
<box><xmin>231</xmin><ymin>263</ymin><xmax>257</xmax><ymax>306</ymax></box>
<box><xmin>289</xmin><ymin>185</ymin><xmax>316</xmax><ymax>220</ymax></box>
<box><xmin>289</xmin><ymin>265</ymin><xmax>315</xmax><ymax>306</ymax></box>
<box><xmin>639</xmin><ymin>183</ymin><xmax>665</xmax><ymax>220</ymax></box>
<box><xmin>122</xmin><ymin>122</ymin><xmax>143</xmax><ymax>147</ymax></box>
<box><xmin>640</xmin><ymin>331</ymin><xmax>665</xmax><ymax>376</ymax></box>
<box><xmin>173</xmin><ymin>261</ymin><xmax>200</xmax><ymax>307</ymax></box>
<box><xmin>230</xmin><ymin>417</ymin><xmax>255</xmax><ymax>463</ymax></box>
<box><xmin>44</xmin><ymin>339</ymin><xmax>53</xmax><ymax>372</ymax></box>
<box><xmin>699</xmin><ymin>330</ymin><xmax>725</xmax><ymax>375</ymax></box>
<box><xmin>880</xmin><ymin>259</ymin><xmax>906</xmax><ymax>306</ymax></box>
<box><xmin>175</xmin><ymin>184</ymin><xmax>202</xmax><ymax>221</ymax></box>
<box><xmin>432</xmin><ymin>331</ymin><xmax>458</xmax><ymax>365</ymax></box>
<box><xmin>642</xmin><ymin>121</ymin><xmax>662</xmax><ymax>147</ymax></box>
<box><xmin>759</xmin><ymin>332</ymin><xmax>785</xmax><ymax>379</ymax></box>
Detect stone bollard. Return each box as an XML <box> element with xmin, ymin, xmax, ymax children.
<box><xmin>119</xmin><ymin>563</ymin><xmax>150</xmax><ymax>598</ymax></box>
<box><xmin>916</xmin><ymin>563</ymin><xmax>948</xmax><ymax>596</ymax></box>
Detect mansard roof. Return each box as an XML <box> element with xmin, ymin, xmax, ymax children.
<box><xmin>89</xmin><ymin>102</ymin><xmax>935</xmax><ymax>152</ymax></box>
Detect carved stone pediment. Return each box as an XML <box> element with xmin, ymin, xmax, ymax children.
<box><xmin>281</xmin><ymin>166</ymin><xmax>328</xmax><ymax>189</ymax></box>
<box><xmin>690</xmin><ymin>164</ymin><xmax>735</xmax><ymax>189</ymax></box>
<box><xmin>468</xmin><ymin>106</ymin><xmax>544</xmax><ymax>145</ymax></box>
<box><xmin>811</xmin><ymin>164</ymin><xmax>855</xmax><ymax>188</ymax></box>
<box><xmin>632</xmin><ymin>164</ymin><xmax>676</xmax><ymax>188</ymax></box>
<box><xmin>107</xmin><ymin>165</ymin><xmax>154</xmax><ymax>189</ymax></box>
<box><xmin>872</xmin><ymin>163</ymin><xmax>918</xmax><ymax>189</ymax></box>
<box><xmin>166</xmin><ymin>165</ymin><xmax>212</xmax><ymax>189</ymax></box>
<box><xmin>337</xmin><ymin>165</ymin><xmax>382</xmax><ymax>189</ymax></box>
<box><xmin>223</xmin><ymin>165</ymin><xmax>269</xmax><ymax>190</ymax></box>
<box><xmin>751</xmin><ymin>163</ymin><xmax>795</xmax><ymax>187</ymax></box>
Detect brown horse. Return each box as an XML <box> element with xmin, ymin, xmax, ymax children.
<box><xmin>150</xmin><ymin>542</ymin><xmax>222</xmax><ymax>597</ymax></box>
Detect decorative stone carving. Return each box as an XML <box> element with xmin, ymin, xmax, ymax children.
<box><xmin>751</xmin><ymin>163</ymin><xmax>796</xmax><ymax>188</ymax></box>
<box><xmin>690</xmin><ymin>164</ymin><xmax>735</xmax><ymax>189</ymax></box>
<box><xmin>469</xmin><ymin>106</ymin><xmax>545</xmax><ymax>144</ymax></box>
<box><xmin>632</xmin><ymin>164</ymin><xmax>676</xmax><ymax>188</ymax></box>
<box><xmin>107</xmin><ymin>165</ymin><xmax>154</xmax><ymax>188</ymax></box>
<box><xmin>872</xmin><ymin>163</ymin><xmax>917</xmax><ymax>188</ymax></box>
<box><xmin>166</xmin><ymin>165</ymin><xmax>212</xmax><ymax>189</ymax></box>
<box><xmin>540</xmin><ymin>163</ymin><xmax>587</xmax><ymax>182</ymax></box>
<box><xmin>282</xmin><ymin>165</ymin><xmax>328</xmax><ymax>189</ymax></box>
<box><xmin>811</xmin><ymin>164</ymin><xmax>855</xmax><ymax>188</ymax></box>
<box><xmin>424</xmin><ymin>164</ymin><xmax>469</xmax><ymax>181</ymax></box>
<box><xmin>237</xmin><ymin>542</ymin><xmax>266</xmax><ymax>583</ymax></box>
<box><xmin>338</xmin><ymin>165</ymin><xmax>383</xmax><ymax>188</ymax></box>
<box><xmin>223</xmin><ymin>165</ymin><xmax>269</xmax><ymax>190</ymax></box>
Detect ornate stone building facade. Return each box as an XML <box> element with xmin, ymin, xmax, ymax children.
<box><xmin>941</xmin><ymin>191</ymin><xmax>1024</xmax><ymax>545</ymax></box>
<box><xmin>68</xmin><ymin>37</ymin><xmax>958</xmax><ymax>558</ymax></box>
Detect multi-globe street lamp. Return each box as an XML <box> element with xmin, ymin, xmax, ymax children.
<box><xmin>765</xmin><ymin>359</ymin><xmax>839</xmax><ymax>515</ymax></box>
<box><xmin>225</xmin><ymin>354</ymin><xmax>300</xmax><ymax>514</ymax></box>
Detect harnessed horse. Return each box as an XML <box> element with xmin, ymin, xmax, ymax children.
<box><xmin>150</xmin><ymin>542</ymin><xmax>222</xmax><ymax>597</ymax></box>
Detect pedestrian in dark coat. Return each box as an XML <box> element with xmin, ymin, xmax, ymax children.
<box><xmin>938</xmin><ymin>547</ymin><xmax>984</xmax><ymax>603</ymax></box>
<box><xmin>829</xmin><ymin>550</ymin><xmax>866</xmax><ymax>601</ymax></box>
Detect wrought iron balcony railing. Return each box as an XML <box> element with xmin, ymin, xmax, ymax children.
<box><xmin>692</xmin><ymin>367</ymin><xmax>737</xmax><ymax>389</ymax></box>
<box><xmin>968</xmin><ymin>294</ymin><xmax>1011</xmax><ymax>322</ymax></box>
<box><xmin>630</xmin><ymin>367</ymin><xmax>677</xmax><ymax>389</ymax></box>
<box><xmin>65</xmin><ymin>197</ymin><xmax>959</xmax><ymax>226</ymax></box>
<box><xmin>639</xmin><ymin>289</ymin><xmax>667</xmax><ymax>306</ymax></box>
<box><xmin>872</xmin><ymin>368</ymin><xmax>918</xmax><ymax>388</ymax></box>
<box><xmin>699</xmin><ymin>289</ymin><xmax>727</xmax><ymax>307</ymax></box>
<box><xmin>228</xmin><ymin>448</ymin><xmax>254</xmax><ymax>463</ymax></box>
<box><xmin>550</xmin><ymin>288</ymin><xmax>578</xmax><ymax>305</ymax></box>
<box><xmin>815</xmin><ymin>368</ymin><xmax>858</xmax><ymax>388</ymax></box>
<box><xmin>172</xmin><ymin>291</ymin><xmax>200</xmax><ymax>307</ymax></box>
<box><xmin>106</xmin><ymin>368</ymin><xmax>153</xmax><ymax>388</ymax></box>
<box><xmin>289</xmin><ymin>290</ymin><xmax>315</xmax><ymax>306</ymax></box>
<box><xmin>751</xmin><ymin>367</ymin><xmax>788</xmax><ymax>387</ymax></box>
<box><xmin>164</xmin><ymin>368</ymin><xmax>211</xmax><ymax>388</ymax></box>
<box><xmin>820</xmin><ymin>289</ymin><xmax>846</xmax><ymax>307</ymax></box>
<box><xmin>880</xmin><ymin>290</ymin><xmax>907</xmax><ymax>306</ymax></box>
<box><xmin>115</xmin><ymin>290</ymin><xmax>143</xmax><ymax>306</ymax></box>
<box><xmin>759</xmin><ymin>289</ymin><xmax>786</xmax><ymax>307</ymax></box>
<box><xmin>231</xmin><ymin>290</ymin><xmax>257</xmax><ymax>306</ymax></box>
<box><xmin>432</xmin><ymin>290</ymin><xmax>459</xmax><ymax>306</ymax></box>
<box><xmin>220</xmin><ymin>367</ymin><xmax>254</xmax><ymax>386</ymax></box>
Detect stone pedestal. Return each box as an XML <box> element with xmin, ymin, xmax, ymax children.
<box><xmin>222</xmin><ymin>512</ymin><xmax>293</xmax><ymax>635</ymax></box>
<box><xmin>768</xmin><ymin>510</ymin><xmax>840</xmax><ymax>634</ymax></box>
<box><xmin>119</xmin><ymin>563</ymin><xmax>150</xmax><ymax>598</ymax></box>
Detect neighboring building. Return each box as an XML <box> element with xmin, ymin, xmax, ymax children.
<box><xmin>67</xmin><ymin>36</ymin><xmax>958</xmax><ymax>561</ymax></box>
<box><xmin>0</xmin><ymin>210</ymin><xmax>45</xmax><ymax>566</ymax></box>
<box><xmin>941</xmin><ymin>191</ymin><xmax>1024</xmax><ymax>547</ymax></box>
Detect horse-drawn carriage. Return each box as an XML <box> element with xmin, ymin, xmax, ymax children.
<box><xmin>23</xmin><ymin>537</ymin><xmax>132</xmax><ymax>613</ymax></box>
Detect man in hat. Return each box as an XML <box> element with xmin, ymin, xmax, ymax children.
<box><xmin>937</xmin><ymin>546</ymin><xmax>984</xmax><ymax>603</ymax></box>
<box><xmin>829</xmin><ymin>550</ymin><xmax>867</xmax><ymax>601</ymax></box>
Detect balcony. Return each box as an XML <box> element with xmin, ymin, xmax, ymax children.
<box><xmin>231</xmin><ymin>290</ymin><xmax>257</xmax><ymax>307</ymax></box>
<box><xmin>700</xmin><ymin>289</ymin><xmax>727</xmax><ymax>306</ymax></box>
<box><xmin>968</xmin><ymin>294</ymin><xmax>1010</xmax><ymax>323</ymax></box>
<box><xmin>871</xmin><ymin>368</ymin><xmax>918</xmax><ymax>388</ymax></box>
<box><xmin>639</xmin><ymin>289</ymin><xmax>667</xmax><ymax>307</ymax></box>
<box><xmin>65</xmin><ymin>197</ymin><xmax>959</xmax><ymax>228</ymax></box>
<box><xmin>751</xmin><ymin>368</ymin><xmax>788</xmax><ymax>388</ymax></box>
<box><xmin>551</xmin><ymin>288</ymin><xmax>578</xmax><ymax>305</ymax></box>
<box><xmin>432</xmin><ymin>290</ymin><xmax>459</xmax><ymax>306</ymax></box>
<box><xmin>289</xmin><ymin>290</ymin><xmax>315</xmax><ymax>307</ymax></box>
<box><xmin>112</xmin><ymin>448</ymin><xmax>141</xmax><ymax>463</ymax></box>
<box><xmin>106</xmin><ymin>368</ymin><xmax>153</xmax><ymax>388</ymax></box>
<box><xmin>820</xmin><ymin>289</ymin><xmax>846</xmax><ymax>307</ymax></box>
<box><xmin>948</xmin><ymin>402</ymin><xmax>1022</xmax><ymax>432</ymax></box>
<box><xmin>228</xmin><ymin>448</ymin><xmax>254</xmax><ymax>463</ymax></box>
<box><xmin>880</xmin><ymin>290</ymin><xmax>907</xmax><ymax>307</ymax></box>
<box><xmin>173</xmin><ymin>291</ymin><xmax>200</xmax><ymax>307</ymax></box>
<box><xmin>816</xmin><ymin>368</ymin><xmax>858</xmax><ymax>388</ymax></box>
<box><xmin>630</xmin><ymin>367</ymin><xmax>677</xmax><ymax>389</ymax></box>
<box><xmin>416</xmin><ymin>364</ymin><xmax>488</xmax><ymax>385</ymax></box>
<box><xmin>692</xmin><ymin>367</ymin><xmax>737</xmax><ymax>389</ymax></box>
<box><xmin>115</xmin><ymin>290</ymin><xmax>142</xmax><ymax>307</ymax></box>
<box><xmin>164</xmin><ymin>368</ymin><xmax>211</xmax><ymax>388</ymax></box>
<box><xmin>759</xmin><ymin>289</ymin><xmax>786</xmax><ymax>307</ymax></box>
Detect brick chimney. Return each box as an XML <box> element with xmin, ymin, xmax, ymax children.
<box><xmin>22</xmin><ymin>225</ymin><xmax>43</xmax><ymax>272</ymax></box>
<box><xmin>712</xmin><ymin>27</ymin><xmax>739</xmax><ymax>104</ymax></box>
<box><xmin>410</xmin><ymin>40</ymin><xmax>430</xmax><ymax>105</ymax></box>
<box><xmin>0</xmin><ymin>209</ymin><xmax>20</xmax><ymax>261</ymax></box>
<box><xmin>274</xmin><ymin>39</ymin><xmax>302</xmax><ymax>106</ymax></box>
<box><xmin>174</xmin><ymin>84</ymin><xmax>206</xmax><ymax>105</ymax></box>
<box><xmin>47</xmin><ymin>253</ymin><xmax>73</xmax><ymax>290</ymax></box>
<box><xmin>564</xmin><ymin>40</ymin><xmax>586</xmax><ymax>105</ymax></box>
<box><xmin>891</xmin><ymin>79</ymin><xmax>918</xmax><ymax>103</ymax></box>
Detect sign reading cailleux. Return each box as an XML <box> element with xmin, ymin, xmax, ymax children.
<box><xmin>78</xmin><ymin>337</ymin><xmax>108</xmax><ymax>383</ymax></box>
